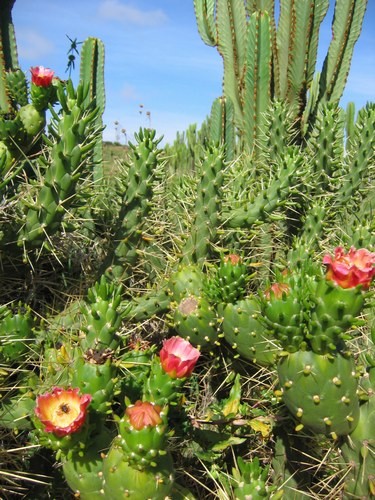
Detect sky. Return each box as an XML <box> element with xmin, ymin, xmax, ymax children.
<box><xmin>11</xmin><ymin>0</ymin><xmax>375</xmax><ymax>145</ymax></box>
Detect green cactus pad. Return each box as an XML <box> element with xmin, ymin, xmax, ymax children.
<box><xmin>17</xmin><ymin>103</ymin><xmax>45</xmax><ymax>136</ymax></box>
<box><xmin>102</xmin><ymin>443</ymin><xmax>174</xmax><ymax>499</ymax></box>
<box><xmin>172</xmin><ymin>294</ymin><xmax>219</xmax><ymax>348</ymax></box>
<box><xmin>62</xmin><ymin>427</ymin><xmax>113</xmax><ymax>499</ymax></box>
<box><xmin>307</xmin><ymin>278</ymin><xmax>365</xmax><ymax>354</ymax></box>
<box><xmin>168</xmin><ymin>265</ymin><xmax>205</xmax><ymax>302</ymax></box>
<box><xmin>340</xmin><ymin>383</ymin><xmax>375</xmax><ymax>498</ymax></box>
<box><xmin>221</xmin><ymin>298</ymin><xmax>279</xmax><ymax>366</ymax></box>
<box><xmin>72</xmin><ymin>353</ymin><xmax>116</xmax><ymax>414</ymax></box>
<box><xmin>277</xmin><ymin>350</ymin><xmax>360</xmax><ymax>437</ymax></box>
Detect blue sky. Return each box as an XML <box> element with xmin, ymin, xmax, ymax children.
<box><xmin>12</xmin><ymin>0</ymin><xmax>375</xmax><ymax>145</ymax></box>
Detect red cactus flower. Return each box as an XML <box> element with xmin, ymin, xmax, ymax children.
<box><xmin>30</xmin><ymin>66</ymin><xmax>54</xmax><ymax>87</ymax></box>
<box><xmin>35</xmin><ymin>387</ymin><xmax>92</xmax><ymax>437</ymax></box>
<box><xmin>126</xmin><ymin>401</ymin><xmax>162</xmax><ymax>430</ymax></box>
<box><xmin>323</xmin><ymin>246</ymin><xmax>375</xmax><ymax>289</ymax></box>
<box><xmin>159</xmin><ymin>336</ymin><xmax>200</xmax><ymax>379</ymax></box>
<box><xmin>264</xmin><ymin>282</ymin><xmax>290</xmax><ymax>300</ymax></box>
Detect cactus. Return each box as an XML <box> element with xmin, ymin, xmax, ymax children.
<box><xmin>102</xmin><ymin>128</ymin><xmax>163</xmax><ymax>280</ymax></box>
<box><xmin>17</xmin><ymin>80</ymin><xmax>101</xmax><ymax>249</ymax></box>
<box><xmin>221</xmin><ymin>296</ymin><xmax>279</xmax><ymax>366</ymax></box>
<box><xmin>79</xmin><ymin>37</ymin><xmax>105</xmax><ymax>182</ymax></box>
<box><xmin>194</xmin><ymin>0</ymin><xmax>368</xmax><ymax>150</ymax></box>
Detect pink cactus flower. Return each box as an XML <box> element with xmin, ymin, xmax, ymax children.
<box><xmin>35</xmin><ymin>387</ymin><xmax>91</xmax><ymax>437</ymax></box>
<box><xmin>159</xmin><ymin>336</ymin><xmax>200</xmax><ymax>379</ymax></box>
<box><xmin>323</xmin><ymin>246</ymin><xmax>375</xmax><ymax>289</ymax></box>
<box><xmin>30</xmin><ymin>66</ymin><xmax>54</xmax><ymax>87</ymax></box>
<box><xmin>126</xmin><ymin>401</ymin><xmax>162</xmax><ymax>430</ymax></box>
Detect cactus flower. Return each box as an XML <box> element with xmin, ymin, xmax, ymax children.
<box><xmin>224</xmin><ymin>253</ymin><xmax>241</xmax><ymax>265</ymax></box>
<box><xmin>323</xmin><ymin>246</ymin><xmax>375</xmax><ymax>289</ymax></box>
<box><xmin>125</xmin><ymin>401</ymin><xmax>162</xmax><ymax>430</ymax></box>
<box><xmin>30</xmin><ymin>66</ymin><xmax>54</xmax><ymax>87</ymax></box>
<box><xmin>159</xmin><ymin>336</ymin><xmax>200</xmax><ymax>379</ymax></box>
<box><xmin>35</xmin><ymin>387</ymin><xmax>92</xmax><ymax>437</ymax></box>
<box><xmin>264</xmin><ymin>282</ymin><xmax>290</xmax><ymax>300</ymax></box>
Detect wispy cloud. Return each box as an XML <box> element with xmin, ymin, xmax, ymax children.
<box><xmin>16</xmin><ymin>28</ymin><xmax>54</xmax><ymax>60</ymax></box>
<box><xmin>98</xmin><ymin>0</ymin><xmax>168</xmax><ymax>27</ymax></box>
<box><xmin>121</xmin><ymin>83</ymin><xmax>140</xmax><ymax>101</ymax></box>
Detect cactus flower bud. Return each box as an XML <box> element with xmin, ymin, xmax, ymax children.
<box><xmin>323</xmin><ymin>246</ymin><xmax>375</xmax><ymax>289</ymax></box>
<box><xmin>159</xmin><ymin>336</ymin><xmax>200</xmax><ymax>379</ymax></box>
<box><xmin>35</xmin><ymin>387</ymin><xmax>92</xmax><ymax>437</ymax></box>
<box><xmin>264</xmin><ymin>282</ymin><xmax>290</xmax><ymax>300</ymax></box>
<box><xmin>30</xmin><ymin>66</ymin><xmax>54</xmax><ymax>87</ymax></box>
<box><xmin>125</xmin><ymin>401</ymin><xmax>162</xmax><ymax>430</ymax></box>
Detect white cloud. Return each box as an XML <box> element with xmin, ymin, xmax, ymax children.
<box><xmin>16</xmin><ymin>28</ymin><xmax>54</xmax><ymax>60</ymax></box>
<box><xmin>98</xmin><ymin>0</ymin><xmax>168</xmax><ymax>27</ymax></box>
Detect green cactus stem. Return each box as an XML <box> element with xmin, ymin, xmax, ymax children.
<box><xmin>340</xmin><ymin>368</ymin><xmax>375</xmax><ymax>498</ymax></box>
<box><xmin>102</xmin><ymin>444</ymin><xmax>175</xmax><ymax>500</ymax></box>
<box><xmin>102</xmin><ymin>128</ymin><xmax>162</xmax><ymax>281</ymax></box>
<box><xmin>80</xmin><ymin>276</ymin><xmax>124</xmax><ymax>352</ymax></box>
<box><xmin>225</xmin><ymin>147</ymin><xmax>303</xmax><ymax>229</ymax></box>
<box><xmin>221</xmin><ymin>297</ymin><xmax>280</xmax><ymax>366</ymax></box>
<box><xmin>17</xmin><ymin>80</ymin><xmax>101</xmax><ymax>248</ymax></box>
<box><xmin>180</xmin><ymin>142</ymin><xmax>225</xmax><ymax>264</ymax></box>
<box><xmin>171</xmin><ymin>294</ymin><xmax>219</xmax><ymax>349</ymax></box>
<box><xmin>79</xmin><ymin>37</ymin><xmax>105</xmax><ymax>182</ymax></box>
<box><xmin>0</xmin><ymin>0</ymin><xmax>18</xmax><ymax>114</ymax></box>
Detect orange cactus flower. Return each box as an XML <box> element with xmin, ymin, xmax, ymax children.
<box><xmin>323</xmin><ymin>246</ymin><xmax>375</xmax><ymax>289</ymax></box>
<box><xmin>264</xmin><ymin>282</ymin><xmax>290</xmax><ymax>300</ymax></box>
<box><xmin>224</xmin><ymin>254</ymin><xmax>241</xmax><ymax>265</ymax></box>
<box><xmin>35</xmin><ymin>387</ymin><xmax>92</xmax><ymax>437</ymax></box>
<box><xmin>30</xmin><ymin>66</ymin><xmax>54</xmax><ymax>87</ymax></box>
<box><xmin>159</xmin><ymin>336</ymin><xmax>200</xmax><ymax>379</ymax></box>
<box><xmin>126</xmin><ymin>401</ymin><xmax>162</xmax><ymax>430</ymax></box>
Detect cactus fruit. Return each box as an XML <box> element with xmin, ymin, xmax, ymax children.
<box><xmin>277</xmin><ymin>350</ymin><xmax>360</xmax><ymax>438</ymax></box>
<box><xmin>221</xmin><ymin>297</ymin><xmax>279</xmax><ymax>366</ymax></box>
<box><xmin>102</xmin><ymin>401</ymin><xmax>174</xmax><ymax>498</ymax></box>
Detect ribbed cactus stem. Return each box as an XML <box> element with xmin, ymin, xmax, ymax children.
<box><xmin>0</xmin><ymin>0</ymin><xmax>18</xmax><ymax>113</ymax></box>
<box><xmin>18</xmin><ymin>80</ymin><xmax>101</xmax><ymax>248</ymax></box>
<box><xmin>226</xmin><ymin>147</ymin><xmax>303</xmax><ymax>228</ymax></box>
<box><xmin>180</xmin><ymin>143</ymin><xmax>225</xmax><ymax>264</ymax></box>
<box><xmin>103</xmin><ymin>128</ymin><xmax>162</xmax><ymax>280</ymax></box>
<box><xmin>79</xmin><ymin>37</ymin><xmax>105</xmax><ymax>182</ymax></box>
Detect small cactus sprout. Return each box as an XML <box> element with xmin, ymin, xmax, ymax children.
<box><xmin>159</xmin><ymin>336</ymin><xmax>200</xmax><ymax>379</ymax></box>
<box><xmin>323</xmin><ymin>246</ymin><xmax>375</xmax><ymax>289</ymax></box>
<box><xmin>35</xmin><ymin>387</ymin><xmax>92</xmax><ymax>437</ymax></box>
